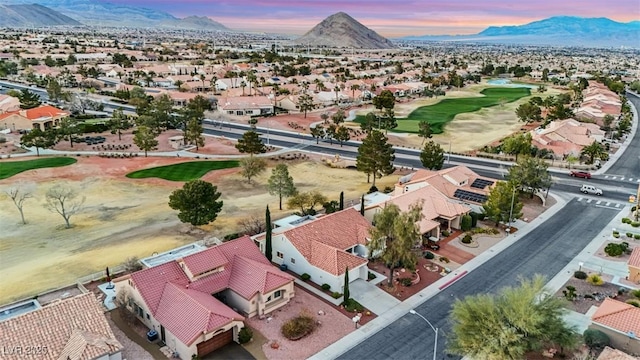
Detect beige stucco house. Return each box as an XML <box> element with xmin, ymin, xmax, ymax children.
<box><xmin>114</xmin><ymin>235</ymin><xmax>294</xmax><ymax>359</ymax></box>
<box><xmin>0</xmin><ymin>105</ymin><xmax>70</xmax><ymax>131</ymax></box>
<box><xmin>590</xmin><ymin>298</ymin><xmax>640</xmax><ymax>355</ymax></box>
<box><xmin>628</xmin><ymin>247</ymin><xmax>640</xmax><ymax>285</ymax></box>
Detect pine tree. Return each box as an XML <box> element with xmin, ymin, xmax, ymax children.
<box><xmin>265</xmin><ymin>205</ymin><xmax>272</xmax><ymax>262</ymax></box>
<box><xmin>356</xmin><ymin>130</ymin><xmax>395</xmax><ymax>187</ymax></box>
<box><xmin>343</xmin><ymin>267</ymin><xmax>350</xmax><ymax>303</ymax></box>
<box><xmin>236</xmin><ymin>130</ymin><xmax>267</xmax><ymax>155</ymax></box>
<box><xmin>360</xmin><ymin>194</ymin><xmax>365</xmax><ymax>216</ymax></box>
<box><xmin>339</xmin><ymin>191</ymin><xmax>344</xmax><ymax>210</ymax></box>
<box><xmin>420</xmin><ymin>140</ymin><xmax>445</xmax><ymax>170</ymax></box>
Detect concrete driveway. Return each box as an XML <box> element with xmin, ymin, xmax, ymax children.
<box><xmin>349</xmin><ymin>279</ymin><xmax>401</xmax><ymax>315</ymax></box>
<box><xmin>202</xmin><ymin>343</ymin><xmax>255</xmax><ymax>360</ymax></box>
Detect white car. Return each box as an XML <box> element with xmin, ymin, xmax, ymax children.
<box><xmin>581</xmin><ymin>184</ymin><xmax>603</xmax><ymax>196</ymax></box>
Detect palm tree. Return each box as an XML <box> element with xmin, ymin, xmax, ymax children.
<box><xmin>580</xmin><ymin>141</ymin><xmax>607</xmax><ymax>165</ymax></box>
<box><xmin>334</xmin><ymin>85</ymin><xmax>340</xmax><ymax>104</ymax></box>
<box><xmin>200</xmin><ymin>74</ymin><xmax>206</xmax><ymax>92</ymax></box>
<box><xmin>240</xmin><ymin>80</ymin><xmax>247</xmax><ymax>96</ymax></box>
<box><xmin>350</xmin><ymin>84</ymin><xmax>360</xmax><ymax>100</ymax></box>
<box><xmin>210</xmin><ymin>75</ymin><xmax>218</xmax><ymax>94</ymax></box>
<box><xmin>247</xmin><ymin>72</ymin><xmax>257</xmax><ymax>96</ymax></box>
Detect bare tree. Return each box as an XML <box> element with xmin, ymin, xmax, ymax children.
<box><xmin>44</xmin><ymin>185</ymin><xmax>85</xmax><ymax>229</ymax></box>
<box><xmin>238</xmin><ymin>213</ymin><xmax>266</xmax><ymax>236</ymax></box>
<box><xmin>4</xmin><ymin>182</ymin><xmax>36</xmax><ymax>224</ymax></box>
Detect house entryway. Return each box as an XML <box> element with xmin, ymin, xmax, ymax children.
<box><xmin>197</xmin><ymin>328</ymin><xmax>233</xmax><ymax>357</ymax></box>
<box><xmin>349</xmin><ymin>279</ymin><xmax>401</xmax><ymax>315</ymax></box>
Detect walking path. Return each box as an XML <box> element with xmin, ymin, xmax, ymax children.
<box><xmin>310</xmin><ymin>194</ymin><xmax>569</xmax><ymax>360</ymax></box>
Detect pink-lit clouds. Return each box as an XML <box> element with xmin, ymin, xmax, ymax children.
<box><xmin>98</xmin><ymin>0</ymin><xmax>640</xmax><ymax>36</ymax></box>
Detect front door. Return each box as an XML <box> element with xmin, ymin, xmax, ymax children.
<box><xmin>160</xmin><ymin>325</ymin><xmax>166</xmax><ymax>344</ymax></box>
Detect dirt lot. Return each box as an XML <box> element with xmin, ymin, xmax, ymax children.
<box><xmin>0</xmin><ymin>155</ymin><xmax>399</xmax><ymax>305</ymax></box>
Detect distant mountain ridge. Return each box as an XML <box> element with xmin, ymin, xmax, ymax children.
<box><xmin>158</xmin><ymin>16</ymin><xmax>230</xmax><ymax>31</ymax></box>
<box><xmin>404</xmin><ymin>16</ymin><xmax>640</xmax><ymax>48</ymax></box>
<box><xmin>0</xmin><ymin>3</ymin><xmax>81</xmax><ymax>27</ymax></box>
<box><xmin>295</xmin><ymin>12</ymin><xmax>395</xmax><ymax>49</ymax></box>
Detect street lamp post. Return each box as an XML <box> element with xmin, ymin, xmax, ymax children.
<box><xmin>409</xmin><ymin>309</ymin><xmax>438</xmax><ymax>360</ymax></box>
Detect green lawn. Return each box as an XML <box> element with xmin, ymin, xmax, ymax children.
<box><xmin>356</xmin><ymin>87</ymin><xmax>531</xmax><ymax>134</ymax></box>
<box><xmin>126</xmin><ymin>160</ymin><xmax>240</xmax><ymax>181</ymax></box>
<box><xmin>0</xmin><ymin>157</ymin><xmax>77</xmax><ymax>180</ymax></box>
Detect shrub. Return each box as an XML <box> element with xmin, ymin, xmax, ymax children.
<box><xmin>612</xmin><ymin>230</ymin><xmax>619</xmax><ymax>235</ymax></box>
<box><xmin>238</xmin><ymin>326</ymin><xmax>253</xmax><ymax>344</ymax></box>
<box><xmin>460</xmin><ymin>215</ymin><xmax>472</xmax><ymax>231</ymax></box>
<box><xmin>368</xmin><ymin>185</ymin><xmax>378</xmax><ymax>194</ymax></box>
<box><xmin>587</xmin><ymin>274</ymin><xmax>604</xmax><ymax>286</ymax></box>
<box><xmin>635</xmin><ymin>234</ymin><xmax>640</xmax><ymax>240</ymax></box>
<box><xmin>281</xmin><ymin>310</ymin><xmax>318</xmax><ymax>340</ymax></box>
<box><xmin>626</xmin><ymin>300</ymin><xmax>640</xmax><ymax>307</ymax></box>
<box><xmin>424</xmin><ymin>251</ymin><xmax>435</xmax><ymax>260</ymax></box>
<box><xmin>0</xmin><ymin>136</ymin><xmax>6</xmax><ymax>143</ymax></box>
<box><xmin>441</xmin><ymin>230</ymin><xmax>450</xmax><ymax>237</ymax></box>
<box><xmin>461</xmin><ymin>234</ymin><xmax>473</xmax><ymax>244</ymax></box>
<box><xmin>383</xmin><ymin>186</ymin><xmax>394</xmax><ymax>194</ymax></box>
<box><xmin>612</xmin><ymin>233</ymin><xmax>620</xmax><ymax>238</ymax></box>
<box><xmin>574</xmin><ymin>270</ymin><xmax>588</xmax><ymax>280</ymax></box>
<box><xmin>301</xmin><ymin>273</ymin><xmax>311</xmax><ymax>281</ymax></box>
<box><xmin>477</xmin><ymin>212</ymin><xmax>486</xmax><ymax>221</ymax></box>
<box><xmin>583</xmin><ymin>294</ymin><xmax>594</xmax><ymax>299</ymax></box>
<box><xmin>632</xmin><ymin>222</ymin><xmax>640</xmax><ymax>228</ymax></box>
<box><xmin>321</xmin><ymin>283</ymin><xmax>331</xmax><ymax>291</ymax></box>
<box><xmin>563</xmin><ymin>285</ymin><xmax>577</xmax><ymax>301</ymax></box>
<box><xmin>122</xmin><ymin>257</ymin><xmax>142</xmax><ymax>272</ymax></box>
<box><xmin>632</xmin><ymin>289</ymin><xmax>640</xmax><ymax>299</ymax></box>
<box><xmin>604</xmin><ymin>243</ymin><xmax>625</xmax><ymax>257</ymax></box>
<box><xmin>331</xmin><ymin>292</ymin><xmax>342</xmax><ymax>299</ymax></box>
<box><xmin>343</xmin><ymin>298</ymin><xmax>365</xmax><ymax>312</ymax></box>
<box><xmin>627</xmin><ymin>232</ymin><xmax>634</xmax><ymax>238</ymax></box>
<box><xmin>583</xmin><ymin>329</ymin><xmax>610</xmax><ymax>349</ymax></box>
<box><xmin>223</xmin><ymin>232</ymin><xmax>241</xmax><ymax>241</ymax></box>
<box><xmin>439</xmin><ymin>256</ymin><xmax>450</xmax><ymax>263</ymax></box>
<box><xmin>367</xmin><ymin>271</ymin><xmax>377</xmax><ymax>280</ymax></box>
<box><xmin>469</xmin><ymin>212</ymin><xmax>479</xmax><ymax>227</ymax></box>
<box><xmin>622</xmin><ymin>218</ymin><xmax>631</xmax><ymax>224</ymax></box>
<box><xmin>399</xmin><ymin>278</ymin><xmax>412</xmax><ymax>287</ymax></box>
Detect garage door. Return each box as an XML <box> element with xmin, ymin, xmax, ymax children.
<box><xmin>197</xmin><ymin>329</ymin><xmax>233</xmax><ymax>357</ymax></box>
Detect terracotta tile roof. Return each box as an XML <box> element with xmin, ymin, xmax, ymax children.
<box><xmin>402</xmin><ymin>165</ymin><xmax>493</xmax><ymax>202</ymax></box>
<box><xmin>629</xmin><ymin>247</ymin><xmax>640</xmax><ymax>268</ymax></box>
<box><xmin>592</xmin><ymin>298</ymin><xmax>640</xmax><ymax>336</ymax></box>
<box><xmin>24</xmin><ymin>105</ymin><xmax>69</xmax><ymax>120</ymax></box>
<box><xmin>596</xmin><ymin>347</ymin><xmax>637</xmax><ymax>360</ymax></box>
<box><xmin>387</xmin><ymin>185</ymin><xmax>470</xmax><ymax>221</ymax></box>
<box><xmin>155</xmin><ymin>283</ymin><xmax>244</xmax><ymax>346</ymax></box>
<box><xmin>227</xmin><ymin>256</ymin><xmax>294</xmax><ymax>298</ymax></box>
<box><xmin>182</xmin><ymin>246</ymin><xmax>228</xmax><ymax>277</ymax></box>
<box><xmin>130</xmin><ymin>261</ymin><xmax>190</xmax><ymax>314</ymax></box>
<box><xmin>284</xmin><ymin>208</ymin><xmax>370</xmax><ymax>276</ymax></box>
<box><xmin>0</xmin><ymin>293</ymin><xmax>122</xmax><ymax>360</ymax></box>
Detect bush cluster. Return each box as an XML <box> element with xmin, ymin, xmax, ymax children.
<box><xmin>587</xmin><ymin>274</ymin><xmax>604</xmax><ymax>286</ymax></box>
<box><xmin>300</xmin><ymin>273</ymin><xmax>311</xmax><ymax>281</ymax></box>
<box><xmin>583</xmin><ymin>329</ymin><xmax>610</xmax><ymax>349</ymax></box>
<box><xmin>626</xmin><ymin>300</ymin><xmax>640</xmax><ymax>308</ymax></box>
<box><xmin>622</xmin><ymin>217</ymin><xmax>632</xmax><ymax>224</ymax></box>
<box><xmin>342</xmin><ymin>298</ymin><xmax>365</xmax><ymax>312</ymax></box>
<box><xmin>439</xmin><ymin>256</ymin><xmax>450</xmax><ymax>263</ymax></box>
<box><xmin>281</xmin><ymin>310</ymin><xmax>318</xmax><ymax>340</ymax></box>
<box><xmin>573</xmin><ymin>271</ymin><xmax>587</xmax><ymax>280</ymax></box>
<box><xmin>399</xmin><ymin>278</ymin><xmax>412</xmax><ymax>287</ymax></box>
<box><xmin>238</xmin><ymin>326</ymin><xmax>253</xmax><ymax>344</ymax></box>
<box><xmin>461</xmin><ymin>234</ymin><xmax>473</xmax><ymax>244</ymax></box>
<box><xmin>424</xmin><ymin>251</ymin><xmax>435</xmax><ymax>260</ymax></box>
<box><xmin>460</xmin><ymin>215</ymin><xmax>472</xmax><ymax>231</ymax></box>
<box><xmin>331</xmin><ymin>292</ymin><xmax>342</xmax><ymax>299</ymax></box>
<box><xmin>604</xmin><ymin>242</ymin><xmax>629</xmax><ymax>257</ymax></box>
<box><xmin>321</xmin><ymin>283</ymin><xmax>331</xmax><ymax>291</ymax></box>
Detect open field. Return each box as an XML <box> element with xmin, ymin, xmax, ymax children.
<box><xmin>354</xmin><ymin>87</ymin><xmax>530</xmax><ymax>134</ymax></box>
<box><xmin>126</xmin><ymin>160</ymin><xmax>239</xmax><ymax>181</ymax></box>
<box><xmin>0</xmin><ymin>157</ymin><xmax>77</xmax><ymax>179</ymax></box>
<box><xmin>0</xmin><ymin>155</ymin><xmax>400</xmax><ymax>305</ymax></box>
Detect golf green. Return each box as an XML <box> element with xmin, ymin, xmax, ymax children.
<box><xmin>0</xmin><ymin>157</ymin><xmax>77</xmax><ymax>180</ymax></box>
<box><xmin>356</xmin><ymin>87</ymin><xmax>530</xmax><ymax>134</ymax></box>
<box><xmin>126</xmin><ymin>160</ymin><xmax>240</xmax><ymax>181</ymax></box>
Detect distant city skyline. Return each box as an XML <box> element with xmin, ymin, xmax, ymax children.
<box><xmin>96</xmin><ymin>0</ymin><xmax>639</xmax><ymax>37</ymax></box>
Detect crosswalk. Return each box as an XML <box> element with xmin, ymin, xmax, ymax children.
<box><xmin>603</xmin><ymin>175</ymin><xmax>640</xmax><ymax>183</ymax></box>
<box><xmin>576</xmin><ymin>197</ymin><xmax>627</xmax><ymax>209</ymax></box>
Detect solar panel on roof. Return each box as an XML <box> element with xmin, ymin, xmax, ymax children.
<box><xmin>471</xmin><ymin>179</ymin><xmax>495</xmax><ymax>189</ymax></box>
<box><xmin>454</xmin><ymin>189</ymin><xmax>488</xmax><ymax>203</ymax></box>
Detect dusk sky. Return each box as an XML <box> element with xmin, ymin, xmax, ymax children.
<box><xmin>98</xmin><ymin>0</ymin><xmax>640</xmax><ymax>37</ymax></box>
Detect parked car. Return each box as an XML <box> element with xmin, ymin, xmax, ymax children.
<box><xmin>580</xmin><ymin>184</ymin><xmax>603</xmax><ymax>196</ymax></box>
<box><xmin>570</xmin><ymin>171</ymin><xmax>591</xmax><ymax>179</ymax></box>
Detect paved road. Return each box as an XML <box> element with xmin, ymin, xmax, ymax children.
<box><xmin>606</xmin><ymin>91</ymin><xmax>640</xmax><ymax>177</ymax></box>
<box><xmin>338</xmin><ymin>199</ymin><xmax>620</xmax><ymax>360</ymax></box>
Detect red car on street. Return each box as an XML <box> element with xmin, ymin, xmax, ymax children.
<box><xmin>570</xmin><ymin>171</ymin><xmax>592</xmax><ymax>179</ymax></box>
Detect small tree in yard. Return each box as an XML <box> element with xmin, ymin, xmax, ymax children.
<box><xmin>265</xmin><ymin>205</ymin><xmax>272</xmax><ymax>261</ymax></box>
<box><xmin>343</xmin><ymin>267</ymin><xmax>350</xmax><ymax>303</ymax></box>
<box><xmin>44</xmin><ymin>184</ymin><xmax>85</xmax><ymax>229</ymax></box>
<box><xmin>267</xmin><ymin>164</ymin><xmax>296</xmax><ymax>210</ymax></box>
<box><xmin>583</xmin><ymin>329</ymin><xmax>610</xmax><ymax>350</ymax></box>
<box><xmin>339</xmin><ymin>191</ymin><xmax>344</xmax><ymax>210</ymax></box>
<box><xmin>482</xmin><ymin>182</ymin><xmax>523</xmax><ymax>227</ymax></box>
<box><xmin>133</xmin><ymin>125</ymin><xmax>158</xmax><ymax>157</ymax></box>
<box><xmin>287</xmin><ymin>191</ymin><xmax>327</xmax><ymax>216</ymax></box>
<box><xmin>360</xmin><ymin>194</ymin><xmax>365</xmax><ymax>216</ymax></box>
<box><xmin>460</xmin><ymin>214</ymin><xmax>472</xmax><ymax>231</ymax></box>
<box><xmin>108</xmin><ymin>107</ymin><xmax>130</xmax><ymax>140</ymax></box>
<box><xmin>235</xmin><ymin>130</ymin><xmax>266</xmax><ymax>155</ymax></box>
<box><xmin>4</xmin><ymin>182</ymin><xmax>36</xmax><ymax>225</ymax></box>
<box><xmin>168</xmin><ymin>180</ymin><xmax>223</xmax><ymax>226</ymax></box>
<box><xmin>368</xmin><ymin>201</ymin><xmax>423</xmax><ymax>287</ymax></box>
<box><xmin>240</xmin><ymin>156</ymin><xmax>266</xmax><ymax>184</ymax></box>
<box><xmin>20</xmin><ymin>128</ymin><xmax>57</xmax><ymax>156</ymax></box>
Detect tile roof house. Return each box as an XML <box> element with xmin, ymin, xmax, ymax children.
<box><xmin>394</xmin><ymin>165</ymin><xmax>495</xmax><ymax>209</ymax></box>
<box><xmin>366</xmin><ymin>185</ymin><xmax>471</xmax><ymax>241</ymax></box>
<box><xmin>628</xmin><ymin>247</ymin><xmax>640</xmax><ymax>285</ymax></box>
<box><xmin>217</xmin><ymin>96</ymin><xmax>273</xmax><ymax>117</ymax></box>
<box><xmin>0</xmin><ymin>105</ymin><xmax>70</xmax><ymax>131</ymax></box>
<box><xmin>590</xmin><ymin>298</ymin><xmax>640</xmax><ymax>355</ymax></box>
<box><xmin>530</xmin><ymin>118</ymin><xmax>605</xmax><ymax>157</ymax></box>
<box><xmin>0</xmin><ymin>293</ymin><xmax>123</xmax><ymax>360</ymax></box>
<box><xmin>114</xmin><ymin>235</ymin><xmax>294</xmax><ymax>359</ymax></box>
<box><xmin>0</xmin><ymin>94</ymin><xmax>20</xmax><ymax>114</ymax></box>
<box><xmin>259</xmin><ymin>208</ymin><xmax>372</xmax><ymax>293</ymax></box>
<box><xmin>596</xmin><ymin>346</ymin><xmax>638</xmax><ymax>360</ymax></box>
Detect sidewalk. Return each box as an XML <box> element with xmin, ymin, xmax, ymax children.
<box><xmin>310</xmin><ymin>193</ymin><xmax>569</xmax><ymax>360</ymax></box>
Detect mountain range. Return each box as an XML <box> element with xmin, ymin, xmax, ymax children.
<box><xmin>0</xmin><ymin>3</ymin><xmax>81</xmax><ymax>27</ymax></box>
<box><xmin>295</xmin><ymin>12</ymin><xmax>395</xmax><ymax>49</ymax></box>
<box><xmin>404</xmin><ymin>16</ymin><xmax>640</xmax><ymax>48</ymax></box>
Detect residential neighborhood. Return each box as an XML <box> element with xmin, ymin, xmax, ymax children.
<box><xmin>1</xmin><ymin>4</ymin><xmax>640</xmax><ymax>360</ymax></box>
